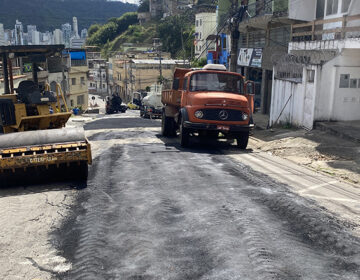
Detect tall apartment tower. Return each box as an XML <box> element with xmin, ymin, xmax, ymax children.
<box><xmin>27</xmin><ymin>25</ymin><xmax>37</xmax><ymax>44</ymax></box>
<box><xmin>53</xmin><ymin>29</ymin><xmax>63</xmax><ymax>44</ymax></box>
<box><xmin>61</xmin><ymin>23</ymin><xmax>72</xmax><ymax>48</ymax></box>
<box><xmin>0</xmin><ymin>23</ymin><xmax>6</xmax><ymax>46</ymax></box>
<box><xmin>15</xmin><ymin>20</ymin><xmax>24</xmax><ymax>45</ymax></box>
<box><xmin>73</xmin><ymin>17</ymin><xmax>79</xmax><ymax>39</ymax></box>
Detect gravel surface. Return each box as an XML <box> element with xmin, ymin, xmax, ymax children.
<box><xmin>51</xmin><ymin>112</ymin><xmax>360</xmax><ymax>280</ymax></box>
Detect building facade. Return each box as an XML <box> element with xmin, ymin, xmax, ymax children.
<box><xmin>194</xmin><ymin>12</ymin><xmax>217</xmax><ymax>58</ymax></box>
<box><xmin>270</xmin><ymin>0</ymin><xmax>360</xmax><ymax>128</ymax></box>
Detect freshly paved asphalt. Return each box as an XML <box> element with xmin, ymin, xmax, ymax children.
<box><xmin>54</xmin><ymin>112</ymin><xmax>360</xmax><ymax>280</ymax></box>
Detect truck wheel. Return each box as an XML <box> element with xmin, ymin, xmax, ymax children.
<box><xmin>161</xmin><ymin>112</ymin><xmax>176</xmax><ymax>137</ymax></box>
<box><xmin>180</xmin><ymin>121</ymin><xmax>190</xmax><ymax>147</ymax></box>
<box><xmin>236</xmin><ymin>132</ymin><xmax>249</xmax><ymax>150</ymax></box>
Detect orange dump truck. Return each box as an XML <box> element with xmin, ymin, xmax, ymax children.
<box><xmin>161</xmin><ymin>64</ymin><xmax>255</xmax><ymax>148</ymax></box>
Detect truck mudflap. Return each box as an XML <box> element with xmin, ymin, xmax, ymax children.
<box><xmin>183</xmin><ymin>121</ymin><xmax>254</xmax><ymax>132</ymax></box>
<box><xmin>0</xmin><ymin>142</ymin><xmax>92</xmax><ymax>172</ymax></box>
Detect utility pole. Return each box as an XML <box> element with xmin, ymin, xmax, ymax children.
<box><xmin>153</xmin><ymin>38</ymin><xmax>162</xmax><ymax>83</ymax></box>
<box><xmin>230</xmin><ymin>0</ymin><xmax>244</xmax><ymax>73</ymax></box>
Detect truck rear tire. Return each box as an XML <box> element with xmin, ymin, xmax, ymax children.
<box><xmin>180</xmin><ymin>120</ymin><xmax>190</xmax><ymax>147</ymax></box>
<box><xmin>236</xmin><ymin>132</ymin><xmax>249</xmax><ymax>150</ymax></box>
<box><xmin>161</xmin><ymin>112</ymin><xmax>176</xmax><ymax>137</ymax></box>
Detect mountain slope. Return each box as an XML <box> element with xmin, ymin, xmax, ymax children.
<box><xmin>0</xmin><ymin>0</ymin><xmax>137</xmax><ymax>31</ymax></box>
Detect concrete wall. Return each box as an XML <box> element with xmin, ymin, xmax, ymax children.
<box><xmin>270</xmin><ymin>77</ymin><xmax>305</xmax><ymax>127</ymax></box>
<box><xmin>270</xmin><ymin>65</ymin><xmax>320</xmax><ymax>129</ymax></box>
<box><xmin>288</xmin><ymin>0</ymin><xmax>316</xmax><ymax>21</ymax></box>
<box><xmin>315</xmin><ymin>49</ymin><xmax>360</xmax><ymax>121</ymax></box>
<box><xmin>195</xmin><ymin>12</ymin><xmax>217</xmax><ymax>58</ymax></box>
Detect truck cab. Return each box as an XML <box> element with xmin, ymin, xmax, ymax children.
<box><xmin>161</xmin><ymin>64</ymin><xmax>254</xmax><ymax>149</ymax></box>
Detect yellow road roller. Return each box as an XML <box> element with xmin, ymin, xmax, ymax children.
<box><xmin>0</xmin><ymin>45</ymin><xmax>92</xmax><ymax>187</ymax></box>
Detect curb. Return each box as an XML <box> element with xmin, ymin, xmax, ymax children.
<box><xmin>315</xmin><ymin>122</ymin><xmax>360</xmax><ymax>144</ymax></box>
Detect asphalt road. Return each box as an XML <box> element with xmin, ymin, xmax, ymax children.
<box><xmin>54</xmin><ymin>111</ymin><xmax>360</xmax><ymax>280</ymax></box>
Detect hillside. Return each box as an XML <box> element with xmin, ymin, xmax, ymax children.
<box><xmin>0</xmin><ymin>0</ymin><xmax>137</xmax><ymax>31</ymax></box>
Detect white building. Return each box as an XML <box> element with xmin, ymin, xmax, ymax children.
<box><xmin>0</xmin><ymin>24</ymin><xmax>6</xmax><ymax>46</ymax></box>
<box><xmin>27</xmin><ymin>25</ymin><xmax>36</xmax><ymax>44</ymax></box>
<box><xmin>32</xmin><ymin>31</ymin><xmax>40</xmax><ymax>45</ymax></box>
<box><xmin>270</xmin><ymin>0</ymin><xmax>360</xmax><ymax>129</ymax></box>
<box><xmin>194</xmin><ymin>12</ymin><xmax>217</xmax><ymax>58</ymax></box>
<box><xmin>62</xmin><ymin>23</ymin><xmax>72</xmax><ymax>48</ymax></box>
<box><xmin>14</xmin><ymin>20</ymin><xmax>24</xmax><ymax>45</ymax></box>
<box><xmin>73</xmin><ymin>17</ymin><xmax>79</xmax><ymax>39</ymax></box>
<box><xmin>53</xmin><ymin>29</ymin><xmax>63</xmax><ymax>44</ymax></box>
<box><xmin>81</xmin><ymin>28</ymin><xmax>88</xmax><ymax>39</ymax></box>
<box><xmin>70</xmin><ymin>38</ymin><xmax>85</xmax><ymax>49</ymax></box>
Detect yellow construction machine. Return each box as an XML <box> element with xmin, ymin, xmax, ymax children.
<box><xmin>0</xmin><ymin>45</ymin><xmax>92</xmax><ymax>187</ymax></box>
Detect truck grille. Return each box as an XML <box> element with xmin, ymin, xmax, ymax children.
<box><xmin>202</xmin><ymin>109</ymin><xmax>244</xmax><ymax>121</ymax></box>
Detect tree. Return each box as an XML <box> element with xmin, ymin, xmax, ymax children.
<box><xmin>87</xmin><ymin>12</ymin><xmax>138</xmax><ymax>46</ymax></box>
<box><xmin>138</xmin><ymin>0</ymin><xmax>149</xmax><ymax>13</ymax></box>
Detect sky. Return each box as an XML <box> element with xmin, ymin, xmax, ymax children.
<box><xmin>112</xmin><ymin>0</ymin><xmax>139</xmax><ymax>4</ymax></box>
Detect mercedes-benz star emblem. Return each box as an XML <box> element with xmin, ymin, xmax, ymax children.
<box><xmin>219</xmin><ymin>110</ymin><xmax>228</xmax><ymax>120</ymax></box>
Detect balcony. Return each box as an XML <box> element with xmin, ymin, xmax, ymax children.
<box><xmin>290</xmin><ymin>14</ymin><xmax>360</xmax><ymax>51</ymax></box>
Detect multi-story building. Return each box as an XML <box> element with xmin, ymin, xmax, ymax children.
<box><xmin>62</xmin><ymin>23</ymin><xmax>72</xmax><ymax>48</ymax></box>
<box><xmin>63</xmin><ymin>49</ymin><xmax>89</xmax><ymax>110</ymax></box>
<box><xmin>26</xmin><ymin>25</ymin><xmax>37</xmax><ymax>44</ymax></box>
<box><xmin>53</xmin><ymin>29</ymin><xmax>63</xmax><ymax>44</ymax></box>
<box><xmin>87</xmin><ymin>52</ymin><xmax>109</xmax><ymax>96</ymax></box>
<box><xmin>32</xmin><ymin>31</ymin><xmax>40</xmax><ymax>45</ymax></box>
<box><xmin>270</xmin><ymin>0</ymin><xmax>360</xmax><ymax>128</ymax></box>
<box><xmin>149</xmin><ymin>0</ymin><xmax>195</xmax><ymax>18</ymax></box>
<box><xmin>113</xmin><ymin>57</ymin><xmax>189</xmax><ymax>102</ymax></box>
<box><xmin>194</xmin><ymin>11</ymin><xmax>217</xmax><ymax>58</ymax></box>
<box><xmin>14</xmin><ymin>20</ymin><xmax>24</xmax><ymax>45</ymax></box>
<box><xmin>0</xmin><ymin>24</ymin><xmax>6</xmax><ymax>46</ymax></box>
<box><xmin>81</xmin><ymin>28</ymin><xmax>88</xmax><ymax>39</ymax></box>
<box><xmin>70</xmin><ymin>38</ymin><xmax>85</xmax><ymax>49</ymax></box>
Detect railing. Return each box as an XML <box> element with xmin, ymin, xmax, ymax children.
<box><xmin>246</xmin><ymin>0</ymin><xmax>288</xmax><ymax>19</ymax></box>
<box><xmin>291</xmin><ymin>14</ymin><xmax>360</xmax><ymax>42</ymax></box>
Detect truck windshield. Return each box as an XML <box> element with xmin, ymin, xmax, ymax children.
<box><xmin>189</xmin><ymin>72</ymin><xmax>244</xmax><ymax>94</ymax></box>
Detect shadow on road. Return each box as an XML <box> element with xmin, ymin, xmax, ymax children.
<box><xmin>155</xmin><ymin>133</ymin><xmax>254</xmax><ymax>155</ymax></box>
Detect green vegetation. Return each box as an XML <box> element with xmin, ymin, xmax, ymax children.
<box><xmin>0</xmin><ymin>0</ymin><xmax>137</xmax><ymax>31</ymax></box>
<box><xmin>87</xmin><ymin>13</ymin><xmax>138</xmax><ymax>46</ymax></box>
<box><xmin>87</xmin><ymin>4</ymin><xmax>196</xmax><ymax>63</ymax></box>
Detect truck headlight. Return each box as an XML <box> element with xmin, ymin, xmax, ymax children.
<box><xmin>195</xmin><ymin>110</ymin><xmax>204</xmax><ymax>119</ymax></box>
<box><xmin>242</xmin><ymin>113</ymin><xmax>249</xmax><ymax>121</ymax></box>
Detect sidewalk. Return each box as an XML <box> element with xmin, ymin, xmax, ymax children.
<box><xmin>316</xmin><ymin>120</ymin><xmax>360</xmax><ymax>143</ymax></box>
<box><xmin>251</xmin><ymin>114</ymin><xmax>360</xmax><ymax>185</ymax></box>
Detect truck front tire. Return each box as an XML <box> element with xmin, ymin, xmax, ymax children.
<box><xmin>180</xmin><ymin>120</ymin><xmax>190</xmax><ymax>147</ymax></box>
<box><xmin>236</xmin><ymin>132</ymin><xmax>249</xmax><ymax>150</ymax></box>
<box><xmin>161</xmin><ymin>112</ymin><xmax>176</xmax><ymax>137</ymax></box>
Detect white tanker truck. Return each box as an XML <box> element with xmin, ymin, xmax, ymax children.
<box><xmin>140</xmin><ymin>84</ymin><xmax>163</xmax><ymax>119</ymax></box>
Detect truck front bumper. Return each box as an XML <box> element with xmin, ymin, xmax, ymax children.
<box><xmin>183</xmin><ymin>121</ymin><xmax>254</xmax><ymax>132</ymax></box>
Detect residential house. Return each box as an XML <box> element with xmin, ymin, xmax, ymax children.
<box><xmin>64</xmin><ymin>49</ymin><xmax>89</xmax><ymax>110</ymax></box>
<box><xmin>270</xmin><ymin>0</ymin><xmax>360</xmax><ymax>129</ymax></box>
<box><xmin>195</xmin><ymin>10</ymin><xmax>217</xmax><ymax>59</ymax></box>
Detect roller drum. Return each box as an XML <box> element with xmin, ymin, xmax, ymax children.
<box><xmin>0</xmin><ymin>127</ymin><xmax>86</xmax><ymax>149</ymax></box>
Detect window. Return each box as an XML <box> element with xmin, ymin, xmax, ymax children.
<box><xmin>200</xmin><ymin>19</ymin><xmax>202</xmax><ymax>26</ymax></box>
<box><xmin>80</xmin><ymin>77</ymin><xmax>85</xmax><ymax>85</ymax></box>
<box><xmin>71</xmin><ymin>78</ymin><xmax>76</xmax><ymax>85</ymax></box>
<box><xmin>339</xmin><ymin>74</ymin><xmax>350</xmax><ymax>88</ymax></box>
<box><xmin>350</xmin><ymin>79</ymin><xmax>357</xmax><ymax>88</ymax></box>
<box><xmin>358</xmin><ymin>79</ymin><xmax>360</xmax><ymax>88</ymax></box>
<box><xmin>307</xmin><ymin>70</ymin><xmax>315</xmax><ymax>83</ymax></box>
<box><xmin>326</xmin><ymin>0</ymin><xmax>338</xmax><ymax>15</ymax></box>
<box><xmin>183</xmin><ymin>78</ymin><xmax>188</xmax><ymax>90</ymax></box>
<box><xmin>70</xmin><ymin>100</ymin><xmax>74</xmax><ymax>107</ymax></box>
<box><xmin>196</xmin><ymin>20</ymin><xmax>199</xmax><ymax>27</ymax></box>
<box><xmin>189</xmin><ymin>73</ymin><xmax>244</xmax><ymax>94</ymax></box>
<box><xmin>77</xmin><ymin>95</ymin><xmax>84</xmax><ymax>105</ymax></box>
<box><xmin>342</xmin><ymin>0</ymin><xmax>351</xmax><ymax>13</ymax></box>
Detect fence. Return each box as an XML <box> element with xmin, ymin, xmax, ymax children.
<box><xmin>291</xmin><ymin>14</ymin><xmax>360</xmax><ymax>42</ymax></box>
